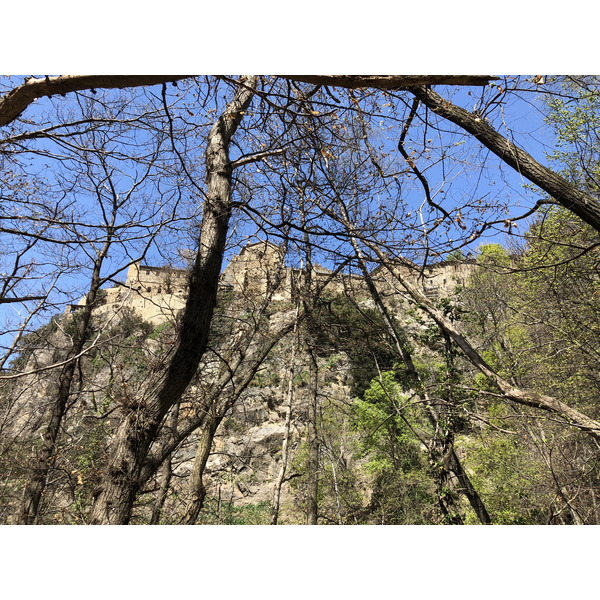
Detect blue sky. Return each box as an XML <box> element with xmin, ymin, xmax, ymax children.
<box><xmin>0</xmin><ymin>76</ymin><xmax>570</xmax><ymax>356</ymax></box>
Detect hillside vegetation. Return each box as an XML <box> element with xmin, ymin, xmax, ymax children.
<box><xmin>3</xmin><ymin>75</ymin><xmax>600</xmax><ymax>525</ymax></box>
<box><xmin>3</xmin><ymin>219</ymin><xmax>600</xmax><ymax>524</ymax></box>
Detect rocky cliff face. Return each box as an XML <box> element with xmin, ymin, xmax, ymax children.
<box><xmin>1</xmin><ymin>241</ymin><xmax>473</xmax><ymax>524</ymax></box>
<box><xmin>166</xmin><ymin>339</ymin><xmax>359</xmax><ymax>524</ymax></box>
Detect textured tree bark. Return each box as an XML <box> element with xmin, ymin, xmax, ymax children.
<box><xmin>447</xmin><ymin>449</ymin><xmax>491</xmax><ymax>525</ymax></box>
<box><xmin>149</xmin><ymin>451</ymin><xmax>173</xmax><ymax>525</ymax></box>
<box><xmin>138</xmin><ymin>317</ymin><xmax>296</xmax><ymax>501</ymax></box>
<box><xmin>0</xmin><ymin>75</ymin><xmax>191</xmax><ymax>127</ymax></box>
<box><xmin>365</xmin><ymin>270</ymin><xmax>488</xmax><ymax>523</ymax></box>
<box><xmin>149</xmin><ymin>403</ymin><xmax>180</xmax><ymax>525</ymax></box>
<box><xmin>410</xmin><ymin>86</ymin><xmax>600</xmax><ymax>234</ymax></box>
<box><xmin>88</xmin><ymin>77</ymin><xmax>257</xmax><ymax>525</ymax></box>
<box><xmin>182</xmin><ymin>413</ymin><xmax>222</xmax><ymax>525</ymax></box>
<box><xmin>179</xmin><ymin>319</ymin><xmax>295</xmax><ymax>524</ymax></box>
<box><xmin>15</xmin><ymin>358</ymin><xmax>79</xmax><ymax>524</ymax></box>
<box><xmin>345</xmin><ymin>225</ymin><xmax>491</xmax><ymax>524</ymax></box>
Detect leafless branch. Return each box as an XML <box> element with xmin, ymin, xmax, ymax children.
<box><xmin>0</xmin><ymin>75</ymin><xmax>192</xmax><ymax>127</ymax></box>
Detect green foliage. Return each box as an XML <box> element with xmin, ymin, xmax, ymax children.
<box><xmin>288</xmin><ymin>400</ymin><xmax>365</xmax><ymax>524</ymax></box>
<box><xmin>351</xmin><ymin>372</ymin><xmax>437</xmax><ymax>524</ymax></box>
<box><xmin>446</xmin><ymin>249</ymin><xmax>465</xmax><ymax>261</ymax></box>
<box><xmin>418</xmin><ymin>322</ymin><xmax>443</xmax><ymax>346</ymax></box>
<box><xmin>69</xmin><ymin>416</ymin><xmax>111</xmax><ymax>522</ymax></box>
<box><xmin>95</xmin><ymin>289</ymin><xmax>108</xmax><ymax>307</ymax></box>
<box><xmin>458</xmin><ymin>420</ymin><xmax>549</xmax><ymax>525</ymax></box>
<box><xmin>545</xmin><ymin>77</ymin><xmax>600</xmax><ymax>194</ymax></box>
<box><xmin>198</xmin><ymin>498</ymin><xmax>271</xmax><ymax>525</ymax></box>
<box><xmin>461</xmin><ymin>207</ymin><xmax>600</xmax><ymax>522</ymax></box>
<box><xmin>103</xmin><ymin>310</ymin><xmax>156</xmax><ymax>375</ymax></box>
<box><xmin>63</xmin><ymin>310</ymin><xmax>90</xmax><ymax>340</ymax></box>
<box><xmin>251</xmin><ymin>370</ymin><xmax>281</xmax><ymax>388</ymax></box>
<box><xmin>462</xmin><ymin>244</ymin><xmax>527</xmax><ymax>384</ymax></box>
<box><xmin>148</xmin><ymin>321</ymin><xmax>171</xmax><ymax>340</ymax></box>
<box><xmin>476</xmin><ymin>243</ymin><xmax>511</xmax><ymax>268</ymax></box>
<box><xmin>113</xmin><ymin>309</ymin><xmax>153</xmax><ymax>339</ymax></box>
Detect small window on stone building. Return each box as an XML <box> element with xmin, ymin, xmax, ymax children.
<box><xmin>147</xmin><ymin>287</ymin><xmax>152</xmax><ymax>293</ymax></box>
<box><xmin>146</xmin><ymin>270</ymin><xmax>150</xmax><ymax>275</ymax></box>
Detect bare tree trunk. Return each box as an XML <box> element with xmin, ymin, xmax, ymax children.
<box><xmin>182</xmin><ymin>413</ymin><xmax>222</xmax><ymax>525</ymax></box>
<box><xmin>16</xmin><ymin>235</ymin><xmax>111</xmax><ymax>524</ymax></box>
<box><xmin>271</xmin><ymin>318</ymin><xmax>299</xmax><ymax>525</ymax></box>
<box><xmin>295</xmin><ymin>184</ymin><xmax>321</xmax><ymax>526</ymax></box>
<box><xmin>282</xmin><ymin>75</ymin><xmax>496</xmax><ymax>90</ymax></box>
<box><xmin>447</xmin><ymin>449</ymin><xmax>491</xmax><ymax>525</ymax></box>
<box><xmin>89</xmin><ymin>77</ymin><xmax>257</xmax><ymax>525</ymax></box>
<box><xmin>306</xmin><ymin>348</ymin><xmax>319</xmax><ymax>525</ymax></box>
<box><xmin>365</xmin><ymin>242</ymin><xmax>600</xmax><ymax>441</ymax></box>
<box><xmin>345</xmin><ymin>226</ymin><xmax>490</xmax><ymax>524</ymax></box>
<box><xmin>149</xmin><ymin>455</ymin><xmax>173</xmax><ymax>525</ymax></box>
<box><xmin>410</xmin><ymin>85</ymin><xmax>600</xmax><ymax>235</ymax></box>
<box><xmin>149</xmin><ymin>403</ymin><xmax>180</xmax><ymax>525</ymax></box>
<box><xmin>179</xmin><ymin>265</ymin><xmax>297</xmax><ymax>525</ymax></box>
<box><xmin>16</xmin><ymin>358</ymin><xmax>79</xmax><ymax>524</ymax></box>
<box><xmin>138</xmin><ymin>318</ymin><xmax>296</xmax><ymax>502</ymax></box>
<box><xmin>179</xmin><ymin>318</ymin><xmax>297</xmax><ymax>524</ymax></box>
<box><xmin>0</xmin><ymin>76</ymin><xmax>191</xmax><ymax>127</ymax></box>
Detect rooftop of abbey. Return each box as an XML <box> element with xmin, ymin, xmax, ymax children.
<box><xmin>70</xmin><ymin>240</ymin><xmax>476</xmax><ymax>324</ymax></box>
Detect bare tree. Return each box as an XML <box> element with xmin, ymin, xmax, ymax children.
<box><xmin>271</xmin><ymin>307</ymin><xmax>300</xmax><ymax>525</ymax></box>
<box><xmin>12</xmin><ymin>118</ymin><xmax>184</xmax><ymax>523</ymax></box>
<box><xmin>180</xmin><ymin>242</ymin><xmax>295</xmax><ymax>524</ymax></box>
<box><xmin>88</xmin><ymin>77</ymin><xmax>258</xmax><ymax>524</ymax></box>
<box><xmin>408</xmin><ymin>84</ymin><xmax>600</xmax><ymax>234</ymax></box>
<box><xmin>4</xmin><ymin>74</ymin><xmax>600</xmax><ymax>525</ymax></box>
<box><xmin>0</xmin><ymin>76</ymin><xmax>190</xmax><ymax>127</ymax></box>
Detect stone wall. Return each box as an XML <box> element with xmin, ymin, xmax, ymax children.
<box><xmin>67</xmin><ymin>242</ymin><xmax>477</xmax><ymax>325</ymax></box>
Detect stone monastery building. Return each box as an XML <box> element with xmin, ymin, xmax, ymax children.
<box><xmin>70</xmin><ymin>241</ymin><xmax>475</xmax><ymax>325</ymax></box>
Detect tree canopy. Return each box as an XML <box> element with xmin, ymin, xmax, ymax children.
<box><xmin>2</xmin><ymin>75</ymin><xmax>600</xmax><ymax>533</ymax></box>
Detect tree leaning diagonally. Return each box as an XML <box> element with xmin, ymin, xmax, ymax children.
<box><xmin>7</xmin><ymin>74</ymin><xmax>600</xmax><ymax>524</ymax></box>
<box><xmin>15</xmin><ymin>222</ymin><xmax>112</xmax><ymax>524</ymax></box>
<box><xmin>181</xmin><ymin>258</ymin><xmax>298</xmax><ymax>525</ymax></box>
<box><xmin>88</xmin><ymin>76</ymin><xmax>257</xmax><ymax>525</ymax></box>
<box><xmin>361</xmin><ymin>242</ymin><xmax>600</xmax><ymax>441</ymax></box>
<box><xmin>409</xmin><ymin>85</ymin><xmax>600</xmax><ymax>234</ymax></box>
